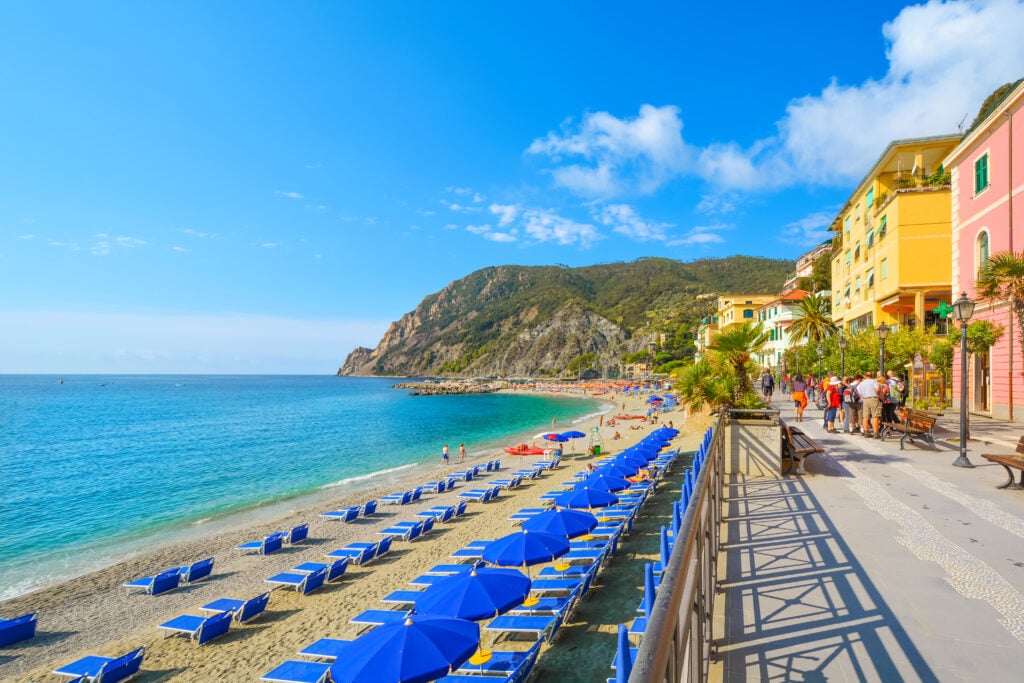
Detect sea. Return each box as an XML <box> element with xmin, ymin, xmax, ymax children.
<box><xmin>0</xmin><ymin>375</ymin><xmax>605</xmax><ymax>601</ymax></box>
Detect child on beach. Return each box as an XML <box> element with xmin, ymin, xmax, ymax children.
<box><xmin>442</xmin><ymin>444</ymin><xmax>449</xmax><ymax>465</ymax></box>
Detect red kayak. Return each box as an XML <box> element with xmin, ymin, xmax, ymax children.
<box><xmin>614</xmin><ymin>414</ymin><xmax>647</xmax><ymax>420</ymax></box>
<box><xmin>504</xmin><ymin>443</ymin><xmax>546</xmax><ymax>455</ymax></box>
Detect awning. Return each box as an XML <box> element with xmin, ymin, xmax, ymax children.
<box><xmin>880</xmin><ymin>293</ymin><xmax>916</xmax><ymax>314</ymax></box>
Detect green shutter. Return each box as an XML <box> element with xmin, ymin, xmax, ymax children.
<box><xmin>867</xmin><ymin>188</ymin><xmax>875</xmax><ymax>207</ymax></box>
<box><xmin>975</xmin><ymin>154</ymin><xmax>989</xmax><ymax>193</ymax></box>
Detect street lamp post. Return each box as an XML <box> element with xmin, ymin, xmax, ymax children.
<box><xmin>838</xmin><ymin>333</ymin><xmax>848</xmax><ymax>377</ymax></box>
<box><xmin>952</xmin><ymin>292</ymin><xmax>976</xmax><ymax>468</ymax></box>
<box><xmin>816</xmin><ymin>343</ymin><xmax>824</xmax><ymax>382</ymax></box>
<box><xmin>877</xmin><ymin>323</ymin><xmax>891</xmax><ymax>374</ymax></box>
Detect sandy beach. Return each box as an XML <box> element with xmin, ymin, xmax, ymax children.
<box><xmin>1</xmin><ymin>389</ymin><xmax>702</xmax><ymax>682</ymax></box>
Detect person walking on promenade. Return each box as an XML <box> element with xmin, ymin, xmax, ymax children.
<box><xmin>806</xmin><ymin>375</ymin><xmax>816</xmax><ymax>403</ymax></box>
<box><xmin>845</xmin><ymin>375</ymin><xmax>863</xmax><ymax>434</ymax></box>
<box><xmin>458</xmin><ymin>443</ymin><xmax>466</xmax><ymax>463</ymax></box>
<box><xmin>791</xmin><ymin>375</ymin><xmax>808</xmax><ymax>422</ymax></box>
<box><xmin>442</xmin><ymin>444</ymin><xmax>449</xmax><ymax>465</ymax></box>
<box><xmin>760</xmin><ymin>369</ymin><xmax>775</xmax><ymax>406</ymax></box>
<box><xmin>825</xmin><ymin>377</ymin><xmax>842</xmax><ymax>432</ymax></box>
<box><xmin>857</xmin><ymin>374</ymin><xmax>883</xmax><ymax>438</ymax></box>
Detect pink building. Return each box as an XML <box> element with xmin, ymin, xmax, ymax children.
<box><xmin>947</xmin><ymin>80</ymin><xmax>1024</xmax><ymax>421</ymax></box>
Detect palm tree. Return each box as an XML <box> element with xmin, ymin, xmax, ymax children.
<box><xmin>976</xmin><ymin>251</ymin><xmax>1024</xmax><ymax>362</ymax></box>
<box><xmin>787</xmin><ymin>294</ymin><xmax>837</xmax><ymax>344</ymax></box>
<box><xmin>673</xmin><ymin>360</ymin><xmax>734</xmax><ymax>412</ymax></box>
<box><xmin>707</xmin><ymin>321</ymin><xmax>771</xmax><ymax>399</ymax></box>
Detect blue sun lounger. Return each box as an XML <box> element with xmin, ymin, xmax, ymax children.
<box><xmin>380</xmin><ymin>490</ymin><xmax>413</xmax><ymax>505</ymax></box>
<box><xmin>53</xmin><ymin>647</ymin><xmax>145</xmax><ymax>682</ymax></box>
<box><xmin>265</xmin><ymin>566</ymin><xmax>328</xmax><ymax>594</ymax></box>
<box><xmin>286</xmin><ymin>524</ymin><xmax>309</xmax><ymax>544</ymax></box>
<box><xmin>237</xmin><ymin>532</ymin><xmax>286</xmax><ymax>555</ymax></box>
<box><xmin>418</xmin><ymin>505</ymin><xmax>454</xmax><ymax>523</ymax></box>
<box><xmin>0</xmin><ymin>612</ymin><xmax>37</xmax><ymax>647</ymax></box>
<box><xmin>508</xmin><ymin>508</ymin><xmax>547</xmax><ymax>524</ymax></box>
<box><xmin>261</xmin><ymin>660</ymin><xmax>332</xmax><ymax>683</ymax></box>
<box><xmin>485</xmin><ymin>612</ymin><xmax>563</xmax><ymax>642</ymax></box>
<box><xmin>448</xmin><ymin>638</ymin><xmax>541</xmax><ymax>681</ymax></box>
<box><xmin>379</xmin><ymin>520</ymin><xmax>423</xmax><ymax>542</ymax></box>
<box><xmin>327</xmin><ymin>543</ymin><xmax>374</xmax><ymax>566</ymax></box>
<box><xmin>380</xmin><ymin>589</ymin><xmax>423</xmax><ymax>606</ymax></box>
<box><xmin>361</xmin><ymin>500</ymin><xmax>378</xmax><ymax>517</ymax></box>
<box><xmin>297</xmin><ymin>637</ymin><xmax>353</xmax><ymax>661</ymax></box>
<box><xmin>177</xmin><ymin>557</ymin><xmax>215</xmax><ymax>584</ymax></box>
<box><xmin>350</xmin><ymin>609</ymin><xmax>411</xmax><ymax>633</ymax></box>
<box><xmin>158</xmin><ymin>610</ymin><xmax>233</xmax><ymax>645</ymax></box>
<box><xmin>292</xmin><ymin>559</ymin><xmax>348</xmax><ymax>582</ymax></box>
<box><xmin>425</xmin><ymin>563</ymin><xmax>474</xmax><ymax>575</ymax></box>
<box><xmin>201</xmin><ymin>592</ymin><xmax>271</xmax><ymax>624</ymax></box>
<box><xmin>123</xmin><ymin>567</ymin><xmax>182</xmax><ymax>596</ymax></box>
<box><xmin>321</xmin><ymin>507</ymin><xmax>359</xmax><ymax>523</ymax></box>
<box><xmin>408</xmin><ymin>574</ymin><xmax>450</xmax><ymax>587</ymax></box>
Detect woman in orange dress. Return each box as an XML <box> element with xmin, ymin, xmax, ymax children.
<box><xmin>791</xmin><ymin>376</ymin><xmax>808</xmax><ymax>422</ymax></box>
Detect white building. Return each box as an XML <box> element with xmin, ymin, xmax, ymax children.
<box><xmin>755</xmin><ymin>289</ymin><xmax>811</xmax><ymax>370</ymax></box>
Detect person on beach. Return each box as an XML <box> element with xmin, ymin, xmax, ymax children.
<box><xmin>825</xmin><ymin>377</ymin><xmax>842</xmax><ymax>433</ymax></box>
<box><xmin>458</xmin><ymin>443</ymin><xmax>466</xmax><ymax>463</ymax></box>
<box><xmin>442</xmin><ymin>444</ymin><xmax>449</xmax><ymax>465</ymax></box>
<box><xmin>791</xmin><ymin>376</ymin><xmax>808</xmax><ymax>422</ymax></box>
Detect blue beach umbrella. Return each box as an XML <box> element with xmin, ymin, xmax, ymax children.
<box><xmin>521</xmin><ymin>508</ymin><xmax>598</xmax><ymax>539</ymax></box>
<box><xmin>482</xmin><ymin>531</ymin><xmax>570</xmax><ymax>569</ymax></box>
<box><xmin>330</xmin><ymin>615</ymin><xmax>479</xmax><ymax>683</ymax></box>
<box><xmin>414</xmin><ymin>567</ymin><xmax>530</xmax><ymax>621</ymax></box>
<box><xmin>597</xmin><ymin>463</ymin><xmax>638</xmax><ymax>479</ymax></box>
<box><xmin>554</xmin><ymin>486</ymin><xmax>619</xmax><ymax>510</ymax></box>
<box><xmin>582</xmin><ymin>473</ymin><xmax>631</xmax><ymax>492</ymax></box>
<box><xmin>561</xmin><ymin>430</ymin><xmax>586</xmax><ymax>439</ymax></box>
<box><xmin>542</xmin><ymin>432</ymin><xmax>571</xmax><ymax>442</ymax></box>
<box><xmin>615</xmin><ymin>623</ymin><xmax>632</xmax><ymax>683</ymax></box>
<box><xmin>643</xmin><ymin>562</ymin><xmax>656</xmax><ymax>617</ymax></box>
<box><xmin>671</xmin><ymin>500</ymin><xmax>683</xmax><ymax>537</ymax></box>
<box><xmin>614</xmin><ymin>453</ymin><xmax>648</xmax><ymax>469</ymax></box>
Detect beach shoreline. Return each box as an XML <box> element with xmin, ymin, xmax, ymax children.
<box><xmin>1</xmin><ymin>388</ymin><xmax>686</xmax><ymax>682</ymax></box>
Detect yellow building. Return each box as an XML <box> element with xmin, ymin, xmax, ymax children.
<box><xmin>830</xmin><ymin>135</ymin><xmax>959</xmax><ymax>333</ymax></box>
<box><xmin>695</xmin><ymin>294</ymin><xmax>776</xmax><ymax>360</ymax></box>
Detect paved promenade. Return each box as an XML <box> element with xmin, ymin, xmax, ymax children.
<box><xmin>714</xmin><ymin>401</ymin><xmax>1024</xmax><ymax>682</ymax></box>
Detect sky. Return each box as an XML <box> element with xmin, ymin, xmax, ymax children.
<box><xmin>3</xmin><ymin>1</ymin><xmax>1024</xmax><ymax>373</ymax></box>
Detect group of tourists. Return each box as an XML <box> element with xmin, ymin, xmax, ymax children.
<box><xmin>762</xmin><ymin>369</ymin><xmax>906</xmax><ymax>437</ymax></box>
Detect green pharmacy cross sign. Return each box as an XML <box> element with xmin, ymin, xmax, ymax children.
<box><xmin>933</xmin><ymin>302</ymin><xmax>954</xmax><ymax>319</ymax></box>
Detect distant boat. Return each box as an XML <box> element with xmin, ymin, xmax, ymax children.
<box><xmin>59</xmin><ymin>377</ymin><xmax>64</xmax><ymax>385</ymax></box>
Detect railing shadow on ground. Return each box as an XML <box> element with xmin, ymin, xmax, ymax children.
<box><xmin>717</xmin><ymin>471</ymin><xmax>938</xmax><ymax>682</ymax></box>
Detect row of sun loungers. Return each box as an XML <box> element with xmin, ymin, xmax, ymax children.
<box><xmin>236</xmin><ymin>524</ymin><xmax>308</xmax><ymax>555</ymax></box>
<box><xmin>320</xmin><ymin>499</ymin><xmax>377</xmax><ymax>522</ymax></box>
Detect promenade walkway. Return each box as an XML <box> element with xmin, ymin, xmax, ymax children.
<box><xmin>713</xmin><ymin>401</ymin><xmax>1024</xmax><ymax>682</ymax></box>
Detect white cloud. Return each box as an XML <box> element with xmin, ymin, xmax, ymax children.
<box><xmin>443</xmin><ymin>223</ymin><xmax>460</xmax><ymax>230</ymax></box>
<box><xmin>527</xmin><ymin>104</ymin><xmax>693</xmax><ymax>197</ymax></box>
<box><xmin>598</xmin><ymin>204</ymin><xmax>672</xmax><ymax>242</ymax></box>
<box><xmin>667</xmin><ymin>224</ymin><xmax>730</xmax><ymax>247</ymax></box>
<box><xmin>171</xmin><ymin>246</ymin><xmax>189</xmax><ymax>253</ymax></box>
<box><xmin>446</xmin><ymin>186</ymin><xmax>474</xmax><ymax>196</ymax></box>
<box><xmin>305</xmin><ymin>162</ymin><xmax>322</xmax><ymax>169</ymax></box>
<box><xmin>696</xmin><ymin>194</ymin><xmax>737</xmax><ymax>215</ymax></box>
<box><xmin>261</xmin><ymin>242</ymin><xmax>279</xmax><ymax>248</ymax></box>
<box><xmin>519</xmin><ymin>209</ymin><xmax>600</xmax><ymax>247</ymax></box>
<box><xmin>115</xmin><ymin>236</ymin><xmax>145</xmax><ymax>248</ymax></box>
<box><xmin>489</xmin><ymin>203</ymin><xmax>520</xmax><ymax>227</ymax></box>
<box><xmin>91</xmin><ymin>234</ymin><xmax>146</xmax><ymax>256</ymax></box>
<box><xmin>530</xmin><ymin>1</ymin><xmax>1024</xmax><ymax>194</ymax></box>
<box><xmin>0</xmin><ymin>310</ymin><xmax>391</xmax><ymax>374</ymax></box>
<box><xmin>484</xmin><ymin>231</ymin><xmax>517</xmax><ymax>243</ymax></box>
<box><xmin>16</xmin><ymin>234</ymin><xmax>35</xmax><ymax>240</ymax></box>
<box><xmin>780</xmin><ymin>210</ymin><xmax>836</xmax><ymax>247</ymax></box>
<box><xmin>275</xmin><ymin>190</ymin><xmax>304</xmax><ymax>200</ymax></box>
<box><xmin>466</xmin><ymin>224</ymin><xmax>491</xmax><ymax>235</ymax></box>
<box><xmin>183</xmin><ymin>228</ymin><xmax>211</xmax><ymax>239</ymax></box>
<box><xmin>472</xmin><ymin>193</ymin><xmax>485</xmax><ymax>203</ymax></box>
<box><xmin>47</xmin><ymin>239</ymin><xmax>80</xmax><ymax>251</ymax></box>
<box><xmin>418</xmin><ymin>209</ymin><xmax>437</xmax><ymax>217</ymax></box>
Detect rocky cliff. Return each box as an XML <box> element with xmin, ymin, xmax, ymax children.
<box><xmin>338</xmin><ymin>256</ymin><xmax>793</xmax><ymax>377</ymax></box>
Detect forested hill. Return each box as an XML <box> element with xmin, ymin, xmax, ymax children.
<box><xmin>339</xmin><ymin>255</ymin><xmax>793</xmax><ymax>377</ymax></box>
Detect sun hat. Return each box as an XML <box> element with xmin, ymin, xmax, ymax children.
<box><xmin>829</xmin><ymin>377</ymin><xmax>841</xmax><ymax>386</ymax></box>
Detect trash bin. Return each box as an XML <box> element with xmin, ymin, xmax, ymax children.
<box><xmin>593</xmin><ymin>445</ymin><xmax>601</xmax><ymax>455</ymax></box>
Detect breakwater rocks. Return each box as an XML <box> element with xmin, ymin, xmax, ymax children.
<box><xmin>392</xmin><ymin>381</ymin><xmax>502</xmax><ymax>396</ymax></box>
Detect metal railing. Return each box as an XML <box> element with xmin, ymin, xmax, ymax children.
<box><xmin>630</xmin><ymin>410</ymin><xmax>727</xmax><ymax>682</ymax></box>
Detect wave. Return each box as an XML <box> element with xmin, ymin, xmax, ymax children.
<box><xmin>319</xmin><ymin>463</ymin><xmax>418</xmax><ymax>489</ymax></box>
<box><xmin>570</xmin><ymin>407</ymin><xmax>612</xmax><ymax>424</ymax></box>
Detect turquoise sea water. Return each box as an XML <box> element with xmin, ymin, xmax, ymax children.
<box><xmin>0</xmin><ymin>375</ymin><xmax>602</xmax><ymax>600</ymax></box>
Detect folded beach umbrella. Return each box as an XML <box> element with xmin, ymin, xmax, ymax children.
<box><xmin>615</xmin><ymin>623</ymin><xmax>633</xmax><ymax>683</ymax></box>
<box><xmin>660</xmin><ymin>526</ymin><xmax>672</xmax><ymax>568</ymax></box>
<box><xmin>482</xmin><ymin>530</ymin><xmax>570</xmax><ymax>568</ymax></box>
<box><xmin>414</xmin><ymin>567</ymin><xmax>530</xmax><ymax>621</ymax></box>
<box><xmin>643</xmin><ymin>562</ymin><xmax>657</xmax><ymax>617</ymax></box>
<box><xmin>554</xmin><ymin>486</ymin><xmax>619</xmax><ymax>510</ymax></box>
<box><xmin>582</xmin><ymin>473</ymin><xmax>631</xmax><ymax>493</ymax></box>
<box><xmin>671</xmin><ymin>500</ymin><xmax>683</xmax><ymax>537</ymax></box>
<box><xmin>521</xmin><ymin>508</ymin><xmax>598</xmax><ymax>539</ymax></box>
<box><xmin>330</xmin><ymin>615</ymin><xmax>479</xmax><ymax>683</ymax></box>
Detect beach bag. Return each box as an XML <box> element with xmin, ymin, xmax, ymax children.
<box><xmin>817</xmin><ymin>391</ymin><xmax>829</xmax><ymax>409</ymax></box>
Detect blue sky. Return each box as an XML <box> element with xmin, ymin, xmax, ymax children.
<box><xmin>3</xmin><ymin>1</ymin><xmax>1024</xmax><ymax>373</ymax></box>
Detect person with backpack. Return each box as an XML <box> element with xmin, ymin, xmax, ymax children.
<box><xmin>760</xmin><ymin>369</ymin><xmax>775</xmax><ymax>406</ymax></box>
<box><xmin>825</xmin><ymin>377</ymin><xmax>842</xmax><ymax>433</ymax></box>
<box><xmin>844</xmin><ymin>375</ymin><xmax>863</xmax><ymax>434</ymax></box>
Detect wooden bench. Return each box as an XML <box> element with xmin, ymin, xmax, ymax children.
<box><xmin>880</xmin><ymin>408</ymin><xmax>938</xmax><ymax>450</ymax></box>
<box><xmin>981</xmin><ymin>436</ymin><xmax>1024</xmax><ymax>490</ymax></box>
<box><xmin>781</xmin><ymin>422</ymin><xmax>824</xmax><ymax>474</ymax></box>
